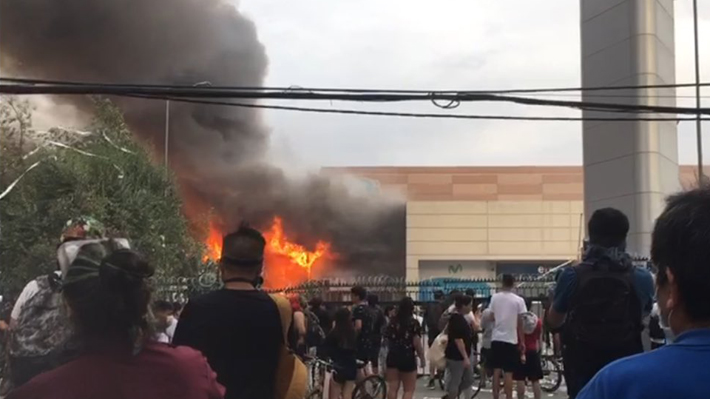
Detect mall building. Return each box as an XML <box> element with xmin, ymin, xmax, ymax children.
<box><xmin>324</xmin><ymin>166</ymin><xmax>701</xmax><ymax>282</ymax></box>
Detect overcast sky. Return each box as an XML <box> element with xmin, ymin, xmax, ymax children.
<box><xmin>238</xmin><ymin>0</ymin><xmax>710</xmax><ymax>169</ymax></box>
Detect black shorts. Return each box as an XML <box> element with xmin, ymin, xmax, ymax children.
<box><xmin>513</xmin><ymin>351</ymin><xmax>543</xmax><ymax>381</ymax></box>
<box><xmin>480</xmin><ymin>347</ymin><xmax>492</xmax><ymax>368</ymax></box>
<box><xmin>385</xmin><ymin>352</ymin><xmax>417</xmax><ymax>373</ymax></box>
<box><xmin>369</xmin><ymin>344</ymin><xmax>381</xmax><ymax>367</ymax></box>
<box><xmin>332</xmin><ymin>365</ymin><xmax>357</xmax><ymax>384</ymax></box>
<box><xmin>490</xmin><ymin>341</ymin><xmax>520</xmax><ymax>372</ymax></box>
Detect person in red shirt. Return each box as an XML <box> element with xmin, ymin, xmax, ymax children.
<box><xmin>513</xmin><ymin>299</ymin><xmax>543</xmax><ymax>399</ymax></box>
<box><xmin>8</xmin><ymin>241</ymin><xmax>224</xmax><ymax>399</ymax></box>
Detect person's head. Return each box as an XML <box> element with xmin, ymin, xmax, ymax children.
<box><xmin>60</xmin><ymin>216</ymin><xmax>105</xmax><ymax>244</ymax></box>
<box><xmin>651</xmin><ymin>187</ymin><xmax>710</xmax><ymax>335</ymax></box>
<box><xmin>367</xmin><ymin>293</ymin><xmax>379</xmax><ymax>308</ymax></box>
<box><xmin>454</xmin><ymin>294</ymin><xmax>473</xmax><ymax>314</ymax></box>
<box><xmin>62</xmin><ymin>241</ymin><xmax>154</xmax><ymax>349</ymax></box>
<box><xmin>152</xmin><ymin>300</ymin><xmax>173</xmax><ymax>330</ymax></box>
<box><xmin>465</xmin><ymin>288</ymin><xmax>476</xmax><ymax>298</ymax></box>
<box><xmin>588</xmin><ymin>208</ymin><xmax>630</xmax><ymax>249</ymax></box>
<box><xmin>287</xmin><ymin>294</ymin><xmax>303</xmax><ymax>312</ymax></box>
<box><xmin>219</xmin><ymin>224</ymin><xmax>266</xmax><ymax>286</ymax></box>
<box><xmin>332</xmin><ymin>307</ymin><xmax>356</xmax><ymax>349</ymax></box>
<box><xmin>396</xmin><ymin>296</ymin><xmax>415</xmax><ymax>323</ymax></box>
<box><xmin>172</xmin><ymin>302</ymin><xmax>183</xmax><ymax>318</ymax></box>
<box><xmin>309</xmin><ymin>297</ymin><xmax>323</xmax><ymax>310</ymax></box>
<box><xmin>446</xmin><ymin>289</ymin><xmax>462</xmax><ymax>307</ymax></box>
<box><xmin>501</xmin><ymin>274</ymin><xmax>515</xmax><ymax>289</ymax></box>
<box><xmin>433</xmin><ymin>290</ymin><xmax>445</xmax><ymax>301</ymax></box>
<box><xmin>351</xmin><ymin>286</ymin><xmax>367</xmax><ymax>304</ymax></box>
<box><xmin>384</xmin><ymin>305</ymin><xmax>395</xmax><ymax>318</ymax></box>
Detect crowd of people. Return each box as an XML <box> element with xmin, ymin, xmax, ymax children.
<box><xmin>0</xmin><ymin>186</ymin><xmax>709</xmax><ymax>399</ymax></box>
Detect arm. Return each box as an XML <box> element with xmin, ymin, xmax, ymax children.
<box><xmin>517</xmin><ymin>314</ymin><xmax>526</xmax><ymax>353</ymax></box>
<box><xmin>455</xmin><ymin>339</ymin><xmax>470</xmax><ymax>367</ymax></box>
<box><xmin>294</xmin><ymin>311</ymin><xmax>306</xmax><ymax>341</ymax></box>
<box><xmin>413</xmin><ymin>329</ymin><xmax>426</xmax><ymax>365</ymax></box>
<box><xmin>172</xmin><ymin>301</ymin><xmax>196</xmax><ymax>347</ymax></box>
<box><xmin>547</xmin><ymin>268</ymin><xmax>576</xmax><ymax>329</ymax></box>
<box><xmin>353</xmin><ymin>306</ymin><xmax>363</xmax><ymax>332</ymax></box>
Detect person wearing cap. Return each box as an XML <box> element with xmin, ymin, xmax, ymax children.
<box><xmin>173</xmin><ymin>224</ymin><xmax>285</xmax><ymax>399</ymax></box>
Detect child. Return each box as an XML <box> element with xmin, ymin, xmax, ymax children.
<box><xmin>514</xmin><ymin>299</ymin><xmax>543</xmax><ymax>399</ymax></box>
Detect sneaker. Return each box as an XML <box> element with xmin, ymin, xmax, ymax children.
<box><xmin>427</xmin><ymin>379</ymin><xmax>436</xmax><ymax>390</ymax></box>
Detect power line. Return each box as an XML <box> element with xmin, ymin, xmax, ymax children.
<box><xmin>1</xmin><ymin>81</ymin><xmax>709</xmax><ymax>116</ymax></box>
<box><xmin>2</xmin><ymin>76</ymin><xmax>710</xmax><ymax>95</ymax></box>
<box><xmin>135</xmin><ymin>95</ymin><xmax>710</xmax><ymax>122</ymax></box>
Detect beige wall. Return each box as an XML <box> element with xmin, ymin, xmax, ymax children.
<box><xmin>406</xmin><ymin>200</ymin><xmax>583</xmax><ymax>280</ymax></box>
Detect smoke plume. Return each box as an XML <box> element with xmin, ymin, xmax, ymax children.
<box><xmin>0</xmin><ymin>0</ymin><xmax>405</xmax><ymax>277</ymax></box>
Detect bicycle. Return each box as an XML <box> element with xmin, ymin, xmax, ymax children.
<box><xmin>304</xmin><ymin>357</ymin><xmax>387</xmax><ymax>399</ymax></box>
<box><xmin>539</xmin><ymin>355</ymin><xmax>563</xmax><ymax>393</ymax></box>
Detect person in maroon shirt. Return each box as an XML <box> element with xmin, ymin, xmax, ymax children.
<box><xmin>513</xmin><ymin>299</ymin><xmax>543</xmax><ymax>399</ymax></box>
<box><xmin>8</xmin><ymin>241</ymin><xmax>224</xmax><ymax>399</ymax></box>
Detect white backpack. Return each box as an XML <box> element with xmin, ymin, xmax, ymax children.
<box><xmin>521</xmin><ymin>311</ymin><xmax>539</xmax><ymax>335</ymax></box>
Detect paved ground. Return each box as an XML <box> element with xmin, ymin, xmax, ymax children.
<box><xmin>413</xmin><ymin>376</ymin><xmax>568</xmax><ymax>399</ymax></box>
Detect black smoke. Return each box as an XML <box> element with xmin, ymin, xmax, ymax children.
<box><xmin>0</xmin><ymin>0</ymin><xmax>405</xmax><ymax>277</ymax></box>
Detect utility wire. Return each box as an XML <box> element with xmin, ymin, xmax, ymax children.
<box><xmin>133</xmin><ymin>95</ymin><xmax>710</xmax><ymax>122</ymax></box>
<box><xmin>2</xmin><ymin>76</ymin><xmax>710</xmax><ymax>95</ymax></box>
<box><xmin>1</xmin><ymin>81</ymin><xmax>709</xmax><ymax>116</ymax></box>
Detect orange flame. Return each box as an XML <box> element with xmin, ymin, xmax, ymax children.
<box><xmin>266</xmin><ymin>217</ymin><xmax>330</xmax><ymax>279</ymax></box>
<box><xmin>202</xmin><ymin>217</ymin><xmax>332</xmax><ymax>287</ymax></box>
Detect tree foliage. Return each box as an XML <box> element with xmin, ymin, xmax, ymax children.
<box><xmin>0</xmin><ymin>97</ymin><xmax>205</xmax><ymax>298</ymax></box>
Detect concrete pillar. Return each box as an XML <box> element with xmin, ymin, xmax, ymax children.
<box><xmin>581</xmin><ymin>0</ymin><xmax>680</xmax><ymax>256</ymax></box>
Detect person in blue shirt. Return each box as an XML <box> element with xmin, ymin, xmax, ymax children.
<box><xmin>578</xmin><ymin>186</ymin><xmax>710</xmax><ymax>399</ymax></box>
<box><xmin>547</xmin><ymin>208</ymin><xmax>654</xmax><ymax>398</ymax></box>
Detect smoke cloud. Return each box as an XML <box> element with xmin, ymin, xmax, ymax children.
<box><xmin>0</xmin><ymin>0</ymin><xmax>405</xmax><ymax>277</ymax></box>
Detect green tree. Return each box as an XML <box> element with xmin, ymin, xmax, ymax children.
<box><xmin>0</xmin><ymin>97</ymin><xmax>205</xmax><ymax>298</ymax></box>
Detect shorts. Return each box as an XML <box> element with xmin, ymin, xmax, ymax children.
<box><xmin>490</xmin><ymin>341</ymin><xmax>520</xmax><ymax>372</ymax></box>
<box><xmin>332</xmin><ymin>365</ymin><xmax>357</xmax><ymax>384</ymax></box>
<box><xmin>386</xmin><ymin>351</ymin><xmax>417</xmax><ymax>373</ymax></box>
<box><xmin>369</xmin><ymin>344</ymin><xmax>382</xmax><ymax>367</ymax></box>
<box><xmin>513</xmin><ymin>351</ymin><xmax>543</xmax><ymax>381</ymax></box>
<box><xmin>480</xmin><ymin>347</ymin><xmax>491</xmax><ymax>368</ymax></box>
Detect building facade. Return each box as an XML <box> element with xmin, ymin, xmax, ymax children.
<box><xmin>325</xmin><ymin>165</ymin><xmax>702</xmax><ymax>281</ymax></box>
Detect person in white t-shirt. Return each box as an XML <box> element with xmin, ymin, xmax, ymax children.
<box><xmin>486</xmin><ymin>274</ymin><xmax>526</xmax><ymax>399</ymax></box>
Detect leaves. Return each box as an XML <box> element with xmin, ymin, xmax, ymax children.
<box><xmin>0</xmin><ymin>98</ymin><xmax>205</xmax><ymax>298</ymax></box>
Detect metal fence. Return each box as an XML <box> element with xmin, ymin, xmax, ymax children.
<box><xmin>154</xmin><ymin>273</ymin><xmax>557</xmax><ymax>305</ymax></box>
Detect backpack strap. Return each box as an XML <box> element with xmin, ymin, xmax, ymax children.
<box><xmin>269</xmin><ymin>294</ymin><xmax>293</xmax><ymax>345</ymax></box>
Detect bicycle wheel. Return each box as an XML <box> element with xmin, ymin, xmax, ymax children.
<box><xmin>540</xmin><ymin>356</ymin><xmax>562</xmax><ymax>393</ymax></box>
<box><xmin>470</xmin><ymin>369</ymin><xmax>484</xmax><ymax>399</ymax></box>
<box><xmin>353</xmin><ymin>375</ymin><xmax>387</xmax><ymax>399</ymax></box>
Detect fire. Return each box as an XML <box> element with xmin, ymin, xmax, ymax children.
<box><xmin>202</xmin><ymin>216</ymin><xmax>332</xmax><ymax>287</ymax></box>
<box><xmin>267</xmin><ymin>217</ymin><xmax>330</xmax><ymax>279</ymax></box>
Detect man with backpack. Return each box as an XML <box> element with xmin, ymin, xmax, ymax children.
<box><xmin>8</xmin><ymin>216</ymin><xmax>116</xmax><ymax>388</ymax></box>
<box><xmin>547</xmin><ymin>208</ymin><xmax>654</xmax><ymax>398</ymax></box>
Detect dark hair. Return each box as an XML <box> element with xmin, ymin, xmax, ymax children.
<box><xmin>433</xmin><ymin>290</ymin><xmax>445</xmax><ymax>300</ymax></box>
<box><xmin>396</xmin><ymin>296</ymin><xmax>415</xmax><ymax>325</ymax></box>
<box><xmin>63</xmin><ymin>243</ymin><xmax>154</xmax><ymax>349</ymax></box>
<box><xmin>502</xmin><ymin>274</ymin><xmax>515</xmax><ymax>288</ymax></box>
<box><xmin>351</xmin><ymin>286</ymin><xmax>367</xmax><ymax>301</ymax></box>
<box><xmin>465</xmin><ymin>288</ymin><xmax>476</xmax><ymax>297</ymax></box>
<box><xmin>309</xmin><ymin>297</ymin><xmax>323</xmax><ymax>309</ymax></box>
<box><xmin>384</xmin><ymin>305</ymin><xmax>395</xmax><ymax>317</ymax></box>
<box><xmin>588</xmin><ymin>208</ymin><xmax>629</xmax><ymax>248</ymax></box>
<box><xmin>367</xmin><ymin>294</ymin><xmax>379</xmax><ymax>307</ymax></box>
<box><xmin>455</xmin><ymin>295</ymin><xmax>473</xmax><ymax>309</ymax></box>
<box><xmin>221</xmin><ymin>225</ymin><xmax>266</xmax><ymax>268</ymax></box>
<box><xmin>330</xmin><ymin>307</ymin><xmax>356</xmax><ymax>349</ymax></box>
<box><xmin>152</xmin><ymin>300</ymin><xmax>173</xmax><ymax>314</ymax></box>
<box><xmin>172</xmin><ymin>302</ymin><xmax>183</xmax><ymax>314</ymax></box>
<box><xmin>651</xmin><ymin>187</ymin><xmax>710</xmax><ymax>322</ymax></box>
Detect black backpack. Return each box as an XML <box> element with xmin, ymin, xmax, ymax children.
<box><xmin>304</xmin><ymin>309</ymin><xmax>326</xmax><ymax>348</ymax></box>
<box><xmin>565</xmin><ymin>260</ymin><xmax>642</xmax><ymax>351</ymax></box>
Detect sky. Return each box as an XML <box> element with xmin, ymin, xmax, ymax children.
<box><xmin>237</xmin><ymin>0</ymin><xmax>710</xmax><ymax>168</ymax></box>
